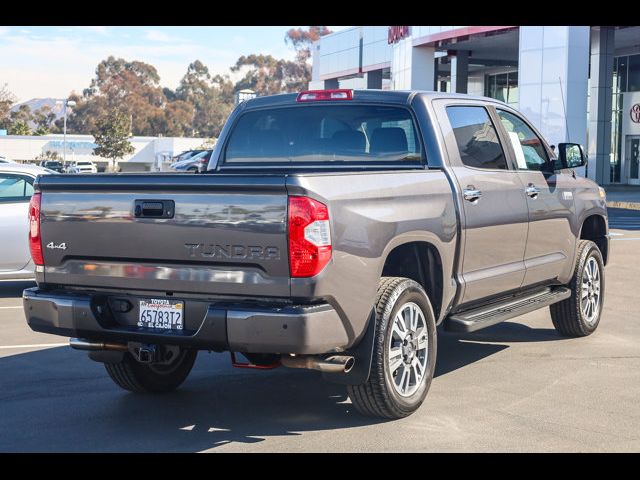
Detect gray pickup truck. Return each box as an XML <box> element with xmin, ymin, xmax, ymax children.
<box><xmin>23</xmin><ymin>90</ymin><xmax>609</xmax><ymax>419</ymax></box>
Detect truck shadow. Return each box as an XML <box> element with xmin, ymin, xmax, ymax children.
<box><xmin>0</xmin><ymin>280</ymin><xmax>36</xmax><ymax>298</ymax></box>
<box><xmin>435</xmin><ymin>321</ymin><xmax>563</xmax><ymax>377</ymax></box>
<box><xmin>0</xmin><ymin>321</ymin><xmax>562</xmax><ymax>452</ymax></box>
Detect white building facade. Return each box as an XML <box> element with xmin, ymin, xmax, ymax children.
<box><xmin>310</xmin><ymin>26</ymin><xmax>640</xmax><ymax>186</ymax></box>
<box><xmin>0</xmin><ymin>134</ymin><xmax>206</xmax><ymax>172</ymax></box>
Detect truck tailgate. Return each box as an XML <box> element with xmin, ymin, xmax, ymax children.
<box><xmin>36</xmin><ymin>174</ymin><xmax>290</xmax><ymax>297</ymax></box>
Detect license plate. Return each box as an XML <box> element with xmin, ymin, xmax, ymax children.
<box><xmin>138</xmin><ymin>299</ymin><xmax>184</xmax><ymax>330</ymax></box>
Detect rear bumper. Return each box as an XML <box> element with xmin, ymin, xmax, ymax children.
<box><xmin>23</xmin><ymin>287</ymin><xmax>350</xmax><ymax>355</ymax></box>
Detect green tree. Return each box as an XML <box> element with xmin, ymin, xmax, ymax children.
<box><xmin>92</xmin><ymin>109</ymin><xmax>135</xmax><ymax>172</ymax></box>
<box><xmin>232</xmin><ymin>27</ymin><xmax>331</xmax><ymax>96</ymax></box>
<box><xmin>8</xmin><ymin>119</ymin><xmax>31</xmax><ymax>135</ymax></box>
<box><xmin>0</xmin><ymin>83</ymin><xmax>16</xmax><ymax>130</ymax></box>
<box><xmin>285</xmin><ymin>26</ymin><xmax>332</xmax><ymax>62</ymax></box>
<box><xmin>33</xmin><ymin>105</ymin><xmax>58</xmax><ymax>135</ymax></box>
<box><xmin>67</xmin><ymin>56</ymin><xmax>167</xmax><ymax>136</ymax></box>
<box><xmin>175</xmin><ymin>61</ymin><xmax>234</xmax><ymax>138</ymax></box>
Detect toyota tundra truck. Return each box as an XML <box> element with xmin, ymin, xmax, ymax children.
<box><xmin>23</xmin><ymin>90</ymin><xmax>609</xmax><ymax>419</ymax></box>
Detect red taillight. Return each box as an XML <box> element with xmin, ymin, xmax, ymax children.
<box><xmin>288</xmin><ymin>196</ymin><xmax>332</xmax><ymax>277</ymax></box>
<box><xmin>28</xmin><ymin>193</ymin><xmax>44</xmax><ymax>266</ymax></box>
<box><xmin>296</xmin><ymin>89</ymin><xmax>353</xmax><ymax>102</ymax></box>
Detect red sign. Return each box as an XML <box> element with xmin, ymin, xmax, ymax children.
<box><xmin>631</xmin><ymin>103</ymin><xmax>640</xmax><ymax>124</ymax></box>
<box><xmin>388</xmin><ymin>26</ymin><xmax>410</xmax><ymax>44</ymax></box>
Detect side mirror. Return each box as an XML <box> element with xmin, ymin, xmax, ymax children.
<box><xmin>557</xmin><ymin>143</ymin><xmax>587</xmax><ymax>170</ymax></box>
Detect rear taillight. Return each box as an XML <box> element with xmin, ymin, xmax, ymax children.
<box><xmin>296</xmin><ymin>89</ymin><xmax>353</xmax><ymax>102</ymax></box>
<box><xmin>28</xmin><ymin>193</ymin><xmax>44</xmax><ymax>266</ymax></box>
<box><xmin>288</xmin><ymin>196</ymin><xmax>332</xmax><ymax>277</ymax></box>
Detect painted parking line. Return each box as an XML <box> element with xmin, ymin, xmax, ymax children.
<box><xmin>612</xmin><ymin>237</ymin><xmax>640</xmax><ymax>241</ymax></box>
<box><xmin>0</xmin><ymin>343</ymin><xmax>67</xmax><ymax>350</ymax></box>
<box><xmin>0</xmin><ymin>306</ymin><xmax>23</xmax><ymax>310</ymax></box>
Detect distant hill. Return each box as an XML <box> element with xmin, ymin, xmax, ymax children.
<box><xmin>11</xmin><ymin>98</ymin><xmax>67</xmax><ymax>128</ymax></box>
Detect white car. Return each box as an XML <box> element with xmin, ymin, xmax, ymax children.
<box><xmin>67</xmin><ymin>161</ymin><xmax>98</xmax><ymax>174</ymax></box>
<box><xmin>0</xmin><ymin>163</ymin><xmax>57</xmax><ymax>279</ymax></box>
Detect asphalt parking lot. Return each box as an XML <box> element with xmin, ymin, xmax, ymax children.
<box><xmin>1</xmin><ymin>207</ymin><xmax>639</xmax><ymax>452</ymax></box>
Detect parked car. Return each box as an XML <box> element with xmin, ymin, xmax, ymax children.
<box><xmin>39</xmin><ymin>160</ymin><xmax>65</xmax><ymax>173</ymax></box>
<box><xmin>23</xmin><ymin>90</ymin><xmax>608</xmax><ymax>419</ymax></box>
<box><xmin>66</xmin><ymin>160</ymin><xmax>98</xmax><ymax>174</ymax></box>
<box><xmin>0</xmin><ymin>156</ymin><xmax>14</xmax><ymax>163</ymax></box>
<box><xmin>0</xmin><ymin>163</ymin><xmax>57</xmax><ymax>279</ymax></box>
<box><xmin>169</xmin><ymin>149</ymin><xmax>213</xmax><ymax>172</ymax></box>
<box><xmin>171</xmin><ymin>149</ymin><xmax>206</xmax><ymax>164</ymax></box>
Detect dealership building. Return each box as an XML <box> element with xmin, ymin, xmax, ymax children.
<box><xmin>309</xmin><ymin>26</ymin><xmax>640</xmax><ymax>186</ymax></box>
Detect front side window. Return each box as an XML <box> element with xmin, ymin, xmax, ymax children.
<box><xmin>497</xmin><ymin>109</ymin><xmax>549</xmax><ymax>171</ymax></box>
<box><xmin>224</xmin><ymin>105</ymin><xmax>422</xmax><ymax>165</ymax></box>
<box><xmin>446</xmin><ymin>106</ymin><xmax>508</xmax><ymax>170</ymax></box>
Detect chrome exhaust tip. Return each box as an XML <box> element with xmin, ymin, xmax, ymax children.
<box><xmin>281</xmin><ymin>354</ymin><xmax>355</xmax><ymax>374</ymax></box>
<box><xmin>69</xmin><ymin>338</ymin><xmax>128</xmax><ymax>352</ymax></box>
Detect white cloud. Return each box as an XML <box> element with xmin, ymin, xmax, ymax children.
<box><xmin>84</xmin><ymin>26</ymin><xmax>110</xmax><ymax>36</ymax></box>
<box><xmin>145</xmin><ymin>29</ymin><xmax>181</xmax><ymax>43</ymax></box>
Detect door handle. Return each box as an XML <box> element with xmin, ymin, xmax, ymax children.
<box><xmin>134</xmin><ymin>199</ymin><xmax>175</xmax><ymax>218</ymax></box>
<box><xmin>463</xmin><ymin>187</ymin><xmax>482</xmax><ymax>203</ymax></box>
<box><xmin>525</xmin><ymin>185</ymin><xmax>540</xmax><ymax>199</ymax></box>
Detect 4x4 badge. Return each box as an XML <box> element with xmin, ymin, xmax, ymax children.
<box><xmin>46</xmin><ymin>242</ymin><xmax>67</xmax><ymax>250</ymax></box>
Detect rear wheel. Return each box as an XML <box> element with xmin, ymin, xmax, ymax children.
<box><xmin>550</xmin><ymin>240</ymin><xmax>605</xmax><ymax>337</ymax></box>
<box><xmin>348</xmin><ymin>277</ymin><xmax>437</xmax><ymax>419</ymax></box>
<box><xmin>104</xmin><ymin>348</ymin><xmax>197</xmax><ymax>393</ymax></box>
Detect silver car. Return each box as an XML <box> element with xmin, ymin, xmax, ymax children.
<box><xmin>169</xmin><ymin>150</ymin><xmax>212</xmax><ymax>172</ymax></box>
<box><xmin>0</xmin><ymin>163</ymin><xmax>57</xmax><ymax>279</ymax></box>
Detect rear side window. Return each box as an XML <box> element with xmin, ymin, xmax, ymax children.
<box><xmin>224</xmin><ymin>105</ymin><xmax>423</xmax><ymax>164</ymax></box>
<box><xmin>446</xmin><ymin>106</ymin><xmax>508</xmax><ymax>170</ymax></box>
<box><xmin>0</xmin><ymin>174</ymin><xmax>33</xmax><ymax>202</ymax></box>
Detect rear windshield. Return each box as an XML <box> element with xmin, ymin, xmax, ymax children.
<box><xmin>223</xmin><ymin>105</ymin><xmax>423</xmax><ymax>165</ymax></box>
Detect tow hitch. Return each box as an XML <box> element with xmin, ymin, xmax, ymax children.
<box><xmin>134</xmin><ymin>344</ymin><xmax>157</xmax><ymax>364</ymax></box>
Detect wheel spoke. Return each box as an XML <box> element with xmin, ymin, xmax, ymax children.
<box><xmin>389</xmin><ymin>347</ymin><xmax>403</xmax><ymax>373</ymax></box>
<box><xmin>403</xmin><ymin>307</ymin><xmax>411</xmax><ymax>333</ymax></box>
<box><xmin>397</xmin><ymin>365</ymin><xmax>409</xmax><ymax>394</ymax></box>
<box><xmin>392</xmin><ymin>320</ymin><xmax>406</xmax><ymax>341</ymax></box>
<box><xmin>408</xmin><ymin>305</ymin><xmax>415</xmax><ymax>331</ymax></box>
<box><xmin>413</xmin><ymin>358</ymin><xmax>424</xmax><ymax>378</ymax></box>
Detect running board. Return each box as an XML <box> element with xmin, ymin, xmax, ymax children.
<box><xmin>445</xmin><ymin>287</ymin><xmax>571</xmax><ymax>333</ymax></box>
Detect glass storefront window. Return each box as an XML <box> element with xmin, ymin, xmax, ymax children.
<box><xmin>629</xmin><ymin>55</ymin><xmax>640</xmax><ymax>92</ymax></box>
<box><xmin>485</xmin><ymin>71</ymin><xmax>518</xmax><ymax>107</ymax></box>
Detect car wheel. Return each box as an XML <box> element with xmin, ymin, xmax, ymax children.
<box><xmin>550</xmin><ymin>240</ymin><xmax>605</xmax><ymax>337</ymax></box>
<box><xmin>348</xmin><ymin>277</ymin><xmax>437</xmax><ymax>419</ymax></box>
<box><xmin>104</xmin><ymin>348</ymin><xmax>197</xmax><ymax>393</ymax></box>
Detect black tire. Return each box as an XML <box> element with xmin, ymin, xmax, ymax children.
<box><xmin>104</xmin><ymin>348</ymin><xmax>197</xmax><ymax>393</ymax></box>
<box><xmin>348</xmin><ymin>277</ymin><xmax>437</xmax><ymax>419</ymax></box>
<box><xmin>188</xmin><ymin>167</ymin><xmax>198</xmax><ymax>173</ymax></box>
<box><xmin>550</xmin><ymin>240</ymin><xmax>605</xmax><ymax>337</ymax></box>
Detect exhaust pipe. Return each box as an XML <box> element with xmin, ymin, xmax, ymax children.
<box><xmin>281</xmin><ymin>354</ymin><xmax>355</xmax><ymax>374</ymax></box>
<box><xmin>69</xmin><ymin>338</ymin><xmax>128</xmax><ymax>352</ymax></box>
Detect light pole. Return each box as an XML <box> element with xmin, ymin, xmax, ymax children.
<box><xmin>56</xmin><ymin>99</ymin><xmax>76</xmax><ymax>164</ymax></box>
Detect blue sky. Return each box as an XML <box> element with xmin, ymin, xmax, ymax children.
<box><xmin>0</xmin><ymin>26</ymin><xmax>348</xmax><ymax>103</ymax></box>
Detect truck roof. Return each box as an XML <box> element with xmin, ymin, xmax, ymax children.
<box><xmin>240</xmin><ymin>89</ymin><xmax>508</xmax><ymax>110</ymax></box>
